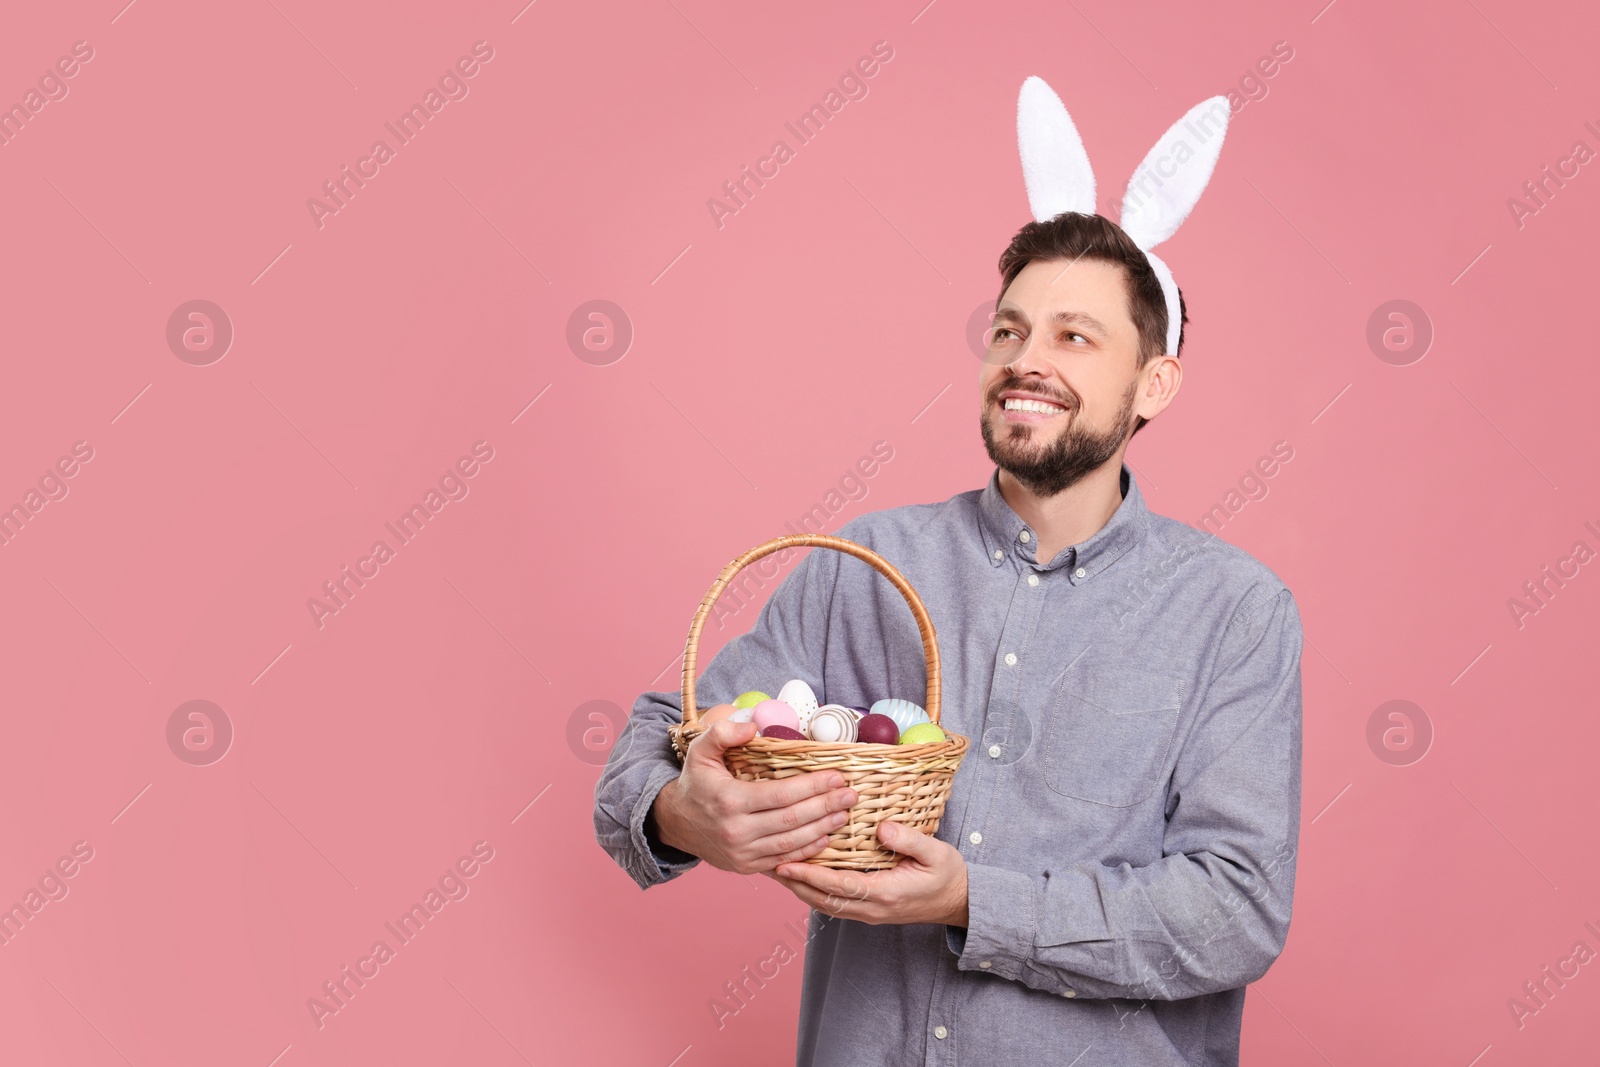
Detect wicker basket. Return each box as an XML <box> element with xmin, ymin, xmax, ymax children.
<box><xmin>667</xmin><ymin>534</ymin><xmax>968</xmax><ymax>870</ymax></box>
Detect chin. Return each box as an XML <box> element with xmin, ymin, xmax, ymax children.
<box><xmin>991</xmin><ymin>417</ymin><xmax>1056</xmax><ymax>448</ymax></box>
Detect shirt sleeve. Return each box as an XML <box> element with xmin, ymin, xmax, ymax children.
<box><xmin>944</xmin><ymin>585</ymin><xmax>1304</xmax><ymax>1000</ymax></box>
<box><xmin>592</xmin><ymin>541</ymin><xmax>842</xmax><ymax>891</ymax></box>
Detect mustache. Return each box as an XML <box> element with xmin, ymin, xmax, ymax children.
<box><xmin>988</xmin><ymin>377</ymin><xmax>1075</xmax><ymax>409</ymax></box>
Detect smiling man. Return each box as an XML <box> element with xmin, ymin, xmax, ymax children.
<box><xmin>593</xmin><ymin>210</ymin><xmax>1303</xmax><ymax>1067</ymax></box>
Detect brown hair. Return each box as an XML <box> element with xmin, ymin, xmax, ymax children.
<box><xmin>995</xmin><ymin>212</ymin><xmax>1186</xmax><ymax>436</ymax></box>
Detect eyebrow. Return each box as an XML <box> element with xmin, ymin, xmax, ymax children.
<box><xmin>992</xmin><ymin>307</ymin><xmax>1111</xmax><ymax>337</ymax></box>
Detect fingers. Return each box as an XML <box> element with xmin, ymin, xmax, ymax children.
<box><xmin>687</xmin><ymin>720</ymin><xmax>757</xmax><ymax>769</ymax></box>
<box><xmin>742</xmin><ymin>784</ymin><xmax>857</xmax><ymax>842</ymax></box>
<box><xmin>714</xmin><ymin>783</ymin><xmax>855</xmax><ymax>874</ymax></box>
<box><xmin>777</xmin><ymin>875</ymin><xmax>862</xmax><ymax>919</ymax></box>
<box><xmin>741</xmin><ymin>768</ymin><xmax>850</xmax><ymax>814</ymax></box>
<box><xmin>876</xmin><ymin>820</ymin><xmax>935</xmax><ymax>861</ymax></box>
<box><xmin>678</xmin><ymin>733</ymin><xmax>865</xmax><ymax>875</ymax></box>
<box><xmin>747</xmin><ymin>802</ymin><xmax>853</xmax><ymax>863</ymax></box>
<box><xmin>689</xmin><ymin>734</ymin><xmax>855</xmax><ymax>818</ymax></box>
<box><xmin>763</xmin><ymin>833</ymin><xmax>833</xmax><ymax>868</ymax></box>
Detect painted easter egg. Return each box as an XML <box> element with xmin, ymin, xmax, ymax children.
<box><xmin>698</xmin><ymin>704</ymin><xmax>737</xmax><ymax>727</ymax></box>
<box><xmin>733</xmin><ymin>691</ymin><xmax>772</xmax><ymax>710</ymax></box>
<box><xmin>729</xmin><ymin>706</ymin><xmax>755</xmax><ymax>723</ymax></box>
<box><xmin>752</xmin><ymin>699</ymin><xmax>799</xmax><ymax>733</ymax></box>
<box><xmin>759</xmin><ymin>724</ymin><xmax>806</xmax><ymax>740</ymax></box>
<box><xmin>856</xmin><ymin>713</ymin><xmax>900</xmax><ymax>745</ymax></box>
<box><xmin>871</xmin><ymin>698</ymin><xmax>931</xmax><ymax>734</ymax></box>
<box><xmin>898</xmin><ymin>722</ymin><xmax>946</xmax><ymax>745</ymax></box>
<box><xmin>807</xmin><ymin>706</ymin><xmax>858</xmax><ymax>743</ymax></box>
<box><xmin>777</xmin><ymin>679</ymin><xmax>820</xmax><ymax>732</ymax></box>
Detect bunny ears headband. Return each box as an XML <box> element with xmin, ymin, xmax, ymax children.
<box><xmin>1017</xmin><ymin>77</ymin><xmax>1231</xmax><ymax>356</ymax></box>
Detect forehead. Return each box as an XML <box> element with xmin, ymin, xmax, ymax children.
<box><xmin>997</xmin><ymin>257</ymin><xmax>1134</xmax><ymax>328</ymax></box>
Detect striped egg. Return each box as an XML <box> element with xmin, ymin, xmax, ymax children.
<box><xmin>870</xmin><ymin>698</ymin><xmax>930</xmax><ymax>734</ymax></box>
<box><xmin>807</xmin><ymin>705</ymin><xmax>858</xmax><ymax>743</ymax></box>
<box><xmin>816</xmin><ymin>703</ymin><xmax>862</xmax><ymax>721</ymax></box>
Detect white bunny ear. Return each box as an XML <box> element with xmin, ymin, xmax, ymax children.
<box><xmin>1017</xmin><ymin>76</ymin><xmax>1096</xmax><ymax>221</ymax></box>
<box><xmin>1118</xmin><ymin>96</ymin><xmax>1230</xmax><ymax>250</ymax></box>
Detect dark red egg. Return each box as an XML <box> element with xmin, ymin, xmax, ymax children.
<box><xmin>759</xmin><ymin>724</ymin><xmax>805</xmax><ymax>740</ymax></box>
<box><xmin>855</xmin><ymin>713</ymin><xmax>899</xmax><ymax>745</ymax></box>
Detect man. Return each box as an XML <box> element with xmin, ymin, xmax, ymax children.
<box><xmin>593</xmin><ymin>210</ymin><xmax>1303</xmax><ymax>1066</ymax></box>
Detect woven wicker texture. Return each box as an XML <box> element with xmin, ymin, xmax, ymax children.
<box><xmin>667</xmin><ymin>534</ymin><xmax>968</xmax><ymax>870</ymax></box>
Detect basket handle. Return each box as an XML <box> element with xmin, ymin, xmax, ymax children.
<box><xmin>680</xmin><ymin>534</ymin><xmax>942</xmax><ymax>727</ymax></box>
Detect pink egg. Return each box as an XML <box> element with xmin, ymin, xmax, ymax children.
<box><xmin>752</xmin><ymin>699</ymin><xmax>799</xmax><ymax>733</ymax></box>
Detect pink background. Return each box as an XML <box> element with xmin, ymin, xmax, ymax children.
<box><xmin>1</xmin><ymin>0</ymin><xmax>1595</xmax><ymax>1063</ymax></box>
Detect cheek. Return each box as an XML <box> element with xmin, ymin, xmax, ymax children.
<box><xmin>1080</xmin><ymin>380</ymin><xmax>1132</xmax><ymax>423</ymax></box>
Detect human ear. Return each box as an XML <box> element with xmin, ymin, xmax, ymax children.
<box><xmin>1136</xmin><ymin>356</ymin><xmax>1183</xmax><ymax>423</ymax></box>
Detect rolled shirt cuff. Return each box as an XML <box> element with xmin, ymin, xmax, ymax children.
<box><xmin>944</xmin><ymin>861</ymin><xmax>1038</xmax><ymax>981</ymax></box>
<box><xmin>628</xmin><ymin>762</ymin><xmax>701</xmax><ymax>889</ymax></box>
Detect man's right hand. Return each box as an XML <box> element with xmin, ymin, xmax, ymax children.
<box><xmin>651</xmin><ymin>720</ymin><xmax>859</xmax><ymax>875</ymax></box>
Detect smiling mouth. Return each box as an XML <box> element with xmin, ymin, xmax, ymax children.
<box><xmin>998</xmin><ymin>395</ymin><xmax>1069</xmax><ymax>421</ymax></box>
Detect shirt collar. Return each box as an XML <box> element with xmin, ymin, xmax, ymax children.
<box><xmin>976</xmin><ymin>463</ymin><xmax>1149</xmax><ymax>583</ymax></box>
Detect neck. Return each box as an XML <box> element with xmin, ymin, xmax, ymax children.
<box><xmin>996</xmin><ymin>454</ymin><xmax>1126</xmax><ymax>564</ymax></box>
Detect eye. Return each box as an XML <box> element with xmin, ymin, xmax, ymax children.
<box><xmin>1059</xmin><ymin>331</ymin><xmax>1089</xmax><ymax>345</ymax></box>
<box><xmin>988</xmin><ymin>326</ymin><xmax>1021</xmax><ymax>344</ymax></box>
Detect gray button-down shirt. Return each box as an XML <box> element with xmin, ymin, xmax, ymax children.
<box><xmin>594</xmin><ymin>464</ymin><xmax>1303</xmax><ymax>1066</ymax></box>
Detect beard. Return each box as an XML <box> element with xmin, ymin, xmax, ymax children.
<box><xmin>980</xmin><ymin>376</ymin><xmax>1137</xmax><ymax>497</ymax></box>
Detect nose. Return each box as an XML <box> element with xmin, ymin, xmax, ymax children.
<box><xmin>1004</xmin><ymin>330</ymin><xmax>1050</xmax><ymax>378</ymax></box>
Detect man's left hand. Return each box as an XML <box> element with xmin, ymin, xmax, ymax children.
<box><xmin>765</xmin><ymin>820</ymin><xmax>969</xmax><ymax>927</ymax></box>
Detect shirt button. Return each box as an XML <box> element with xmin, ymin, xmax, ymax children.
<box><xmin>978</xmin><ymin>961</ymin><xmax>992</xmax><ymax>969</ymax></box>
<box><xmin>1063</xmin><ymin>989</ymin><xmax>1077</xmax><ymax>998</ymax></box>
<box><xmin>1074</xmin><ymin>567</ymin><xmax>1086</xmax><ymax>578</ymax></box>
<box><xmin>934</xmin><ymin>1025</ymin><xmax>948</xmax><ymax>1040</ymax></box>
<box><xmin>1003</xmin><ymin>652</ymin><xmax>1017</xmax><ymax>666</ymax></box>
<box><xmin>1019</xmin><ymin>530</ymin><xmax>1031</xmax><ymax>543</ymax></box>
<box><xmin>1027</xmin><ymin>574</ymin><xmax>1039</xmax><ymax>587</ymax></box>
<box><xmin>988</xmin><ymin>744</ymin><xmax>1002</xmax><ymax>758</ymax></box>
<box><xmin>993</xmin><ymin>549</ymin><xmax>1003</xmax><ymax>561</ymax></box>
<box><xmin>969</xmin><ymin>831</ymin><xmax>983</xmax><ymax>845</ymax></box>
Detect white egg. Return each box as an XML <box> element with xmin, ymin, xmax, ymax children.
<box><xmin>778</xmin><ymin>679</ymin><xmax>820</xmax><ymax>732</ymax></box>
<box><xmin>729</xmin><ymin>706</ymin><xmax>755</xmax><ymax>723</ymax></box>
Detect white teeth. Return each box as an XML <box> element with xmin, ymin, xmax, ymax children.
<box><xmin>1004</xmin><ymin>397</ymin><xmax>1065</xmax><ymax>414</ymax></box>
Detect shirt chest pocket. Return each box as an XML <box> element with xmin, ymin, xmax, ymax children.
<box><xmin>1043</xmin><ymin>664</ymin><xmax>1186</xmax><ymax>807</ymax></box>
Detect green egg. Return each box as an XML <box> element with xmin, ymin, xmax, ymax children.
<box><xmin>898</xmin><ymin>722</ymin><xmax>946</xmax><ymax>745</ymax></box>
<box><xmin>732</xmin><ymin>691</ymin><xmax>771</xmax><ymax>710</ymax></box>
